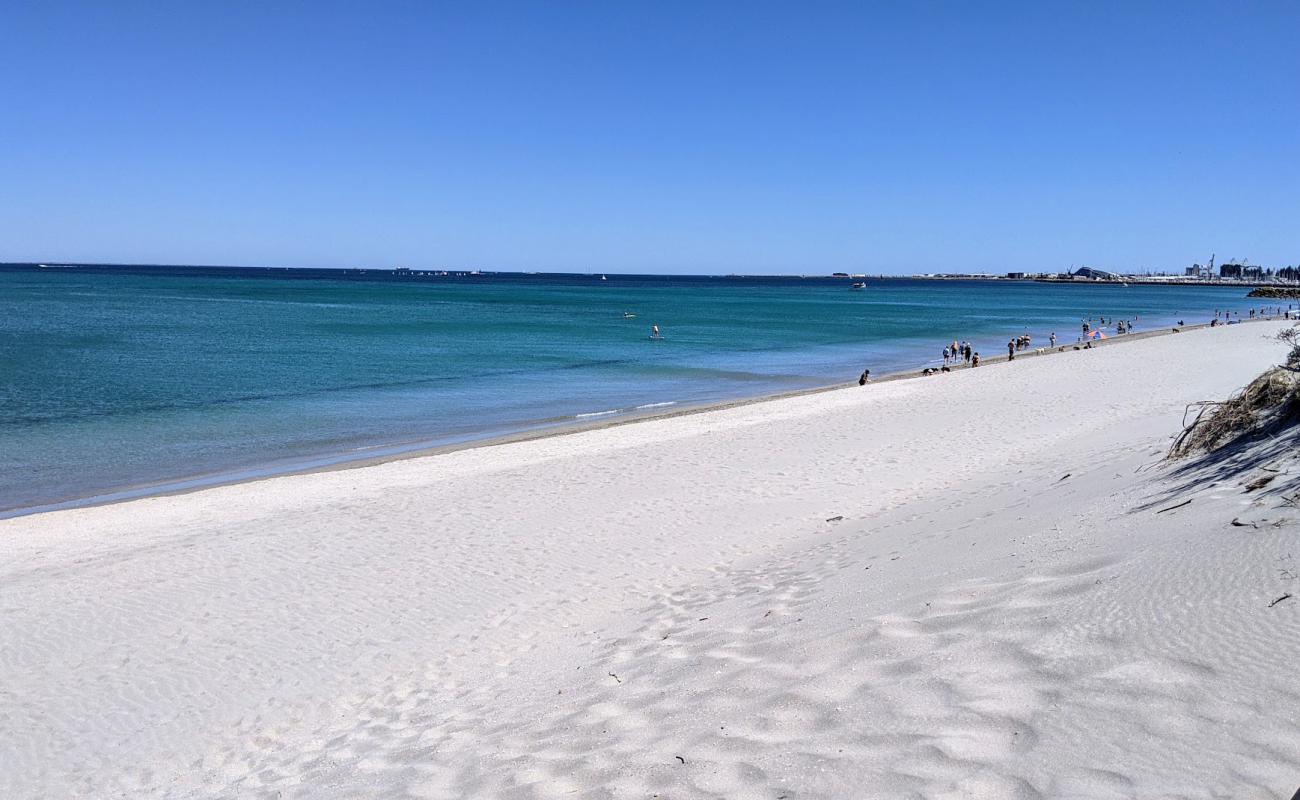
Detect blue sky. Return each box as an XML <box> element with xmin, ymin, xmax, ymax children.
<box><xmin>2</xmin><ymin>1</ymin><xmax>1296</xmax><ymax>274</ymax></box>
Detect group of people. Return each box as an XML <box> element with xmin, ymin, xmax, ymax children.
<box><xmin>1081</xmin><ymin>316</ymin><xmax>1137</xmax><ymax>338</ymax></box>
<box><xmin>1215</xmin><ymin>306</ymin><xmax>1294</xmax><ymax>321</ymax></box>
<box><xmin>1006</xmin><ymin>334</ymin><xmax>1034</xmax><ymax>359</ymax></box>
<box><xmin>1211</xmin><ymin>305</ymin><xmax>1297</xmax><ymax>327</ymax></box>
<box><xmin>860</xmin><ymin>336</ymin><xmax>985</xmax><ymax>385</ymax></box>
<box><xmin>927</xmin><ymin>340</ymin><xmax>981</xmax><ymax>373</ymax></box>
<box><xmin>857</xmin><ymin>301</ymin><xmax>1300</xmax><ymax>386</ymax></box>
<box><xmin>942</xmin><ymin>340</ymin><xmax>975</xmax><ymax>366</ymax></box>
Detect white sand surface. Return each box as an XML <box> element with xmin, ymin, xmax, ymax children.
<box><xmin>2</xmin><ymin>321</ymin><xmax>1298</xmax><ymax>799</ymax></box>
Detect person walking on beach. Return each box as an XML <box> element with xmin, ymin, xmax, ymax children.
<box><xmin>1007</xmin><ymin>339</ymin><xmax>1015</xmax><ymax>360</ymax></box>
<box><xmin>1049</xmin><ymin>332</ymin><xmax>1057</xmax><ymax>348</ymax></box>
<box><xmin>858</xmin><ymin>368</ymin><xmax>870</xmax><ymax>385</ymax></box>
<box><xmin>971</xmin><ymin>352</ymin><xmax>980</xmax><ymax>367</ymax></box>
<box><xmin>943</xmin><ymin>346</ymin><xmax>951</xmax><ymax>365</ymax></box>
<box><xmin>963</xmin><ymin>342</ymin><xmax>972</xmax><ymax>363</ymax></box>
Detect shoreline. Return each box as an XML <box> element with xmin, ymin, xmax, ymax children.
<box><xmin>2</xmin><ymin>319</ymin><xmax>1294</xmax><ymax>797</ymax></box>
<box><xmin>4</xmin><ymin>314</ymin><xmax>1279</xmax><ymax>521</ymax></box>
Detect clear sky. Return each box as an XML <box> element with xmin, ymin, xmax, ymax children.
<box><xmin>2</xmin><ymin>1</ymin><xmax>1296</xmax><ymax>274</ymax></box>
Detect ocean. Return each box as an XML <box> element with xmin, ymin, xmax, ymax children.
<box><xmin>0</xmin><ymin>265</ymin><xmax>1273</xmax><ymax>515</ymax></box>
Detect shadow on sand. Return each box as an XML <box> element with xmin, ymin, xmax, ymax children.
<box><xmin>1133</xmin><ymin>424</ymin><xmax>1300</xmax><ymax>514</ymax></box>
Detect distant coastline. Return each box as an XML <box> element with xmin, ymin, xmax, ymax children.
<box><xmin>3</xmin><ymin>261</ymin><xmax>1295</xmax><ymax>289</ymax></box>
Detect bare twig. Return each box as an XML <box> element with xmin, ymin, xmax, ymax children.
<box><xmin>1245</xmin><ymin>475</ymin><xmax>1278</xmax><ymax>492</ymax></box>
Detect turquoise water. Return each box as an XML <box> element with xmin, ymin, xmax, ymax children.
<box><xmin>0</xmin><ymin>267</ymin><xmax>1270</xmax><ymax>514</ymax></box>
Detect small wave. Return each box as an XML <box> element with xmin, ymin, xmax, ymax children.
<box><xmin>635</xmin><ymin>401</ymin><xmax>677</xmax><ymax>410</ymax></box>
<box><xmin>144</xmin><ymin>294</ymin><xmax>363</xmax><ymax>309</ymax></box>
<box><xmin>574</xmin><ymin>408</ymin><xmax>622</xmax><ymax>419</ymax></box>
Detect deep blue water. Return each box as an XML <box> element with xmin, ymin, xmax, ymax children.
<box><xmin>0</xmin><ymin>266</ymin><xmax>1271</xmax><ymax>514</ymax></box>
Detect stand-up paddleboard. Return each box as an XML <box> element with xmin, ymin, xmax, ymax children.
<box><xmin>648</xmin><ymin>334</ymin><xmax>665</xmax><ymax>341</ymax></box>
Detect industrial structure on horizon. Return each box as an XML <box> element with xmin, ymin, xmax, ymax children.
<box><xmin>917</xmin><ymin>254</ymin><xmax>1298</xmax><ymax>285</ymax></box>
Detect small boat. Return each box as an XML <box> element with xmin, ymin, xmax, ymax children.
<box><xmin>600</xmin><ymin>274</ymin><xmax>608</xmax><ymax>281</ymax></box>
<box><xmin>849</xmin><ymin>282</ymin><xmax>867</xmax><ymax>291</ymax></box>
<box><xmin>622</xmin><ymin>312</ymin><xmax>636</xmax><ymax>319</ymax></box>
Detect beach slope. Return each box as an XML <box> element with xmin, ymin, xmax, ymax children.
<box><xmin>1</xmin><ymin>321</ymin><xmax>1297</xmax><ymax>799</ymax></box>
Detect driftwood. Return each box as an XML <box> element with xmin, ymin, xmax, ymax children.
<box><xmin>1244</xmin><ymin>475</ymin><xmax>1277</xmax><ymax>492</ymax></box>
<box><xmin>1168</xmin><ymin>328</ymin><xmax>1300</xmax><ymax>458</ymax></box>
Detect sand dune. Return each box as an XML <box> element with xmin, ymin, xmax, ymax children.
<box><xmin>1</xmin><ymin>321</ymin><xmax>1297</xmax><ymax>799</ymax></box>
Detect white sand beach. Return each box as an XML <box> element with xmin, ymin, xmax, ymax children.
<box><xmin>2</xmin><ymin>321</ymin><xmax>1298</xmax><ymax>799</ymax></box>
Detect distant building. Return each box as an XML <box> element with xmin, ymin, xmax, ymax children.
<box><xmin>1071</xmin><ymin>266</ymin><xmax>1121</xmax><ymax>281</ymax></box>
<box><xmin>1219</xmin><ymin>264</ymin><xmax>1244</xmax><ymax>279</ymax></box>
<box><xmin>1005</xmin><ymin>272</ymin><xmax>1026</xmax><ymax>279</ymax></box>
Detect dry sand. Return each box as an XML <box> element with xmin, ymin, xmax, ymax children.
<box><xmin>1</xmin><ymin>321</ymin><xmax>1298</xmax><ymax>799</ymax></box>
